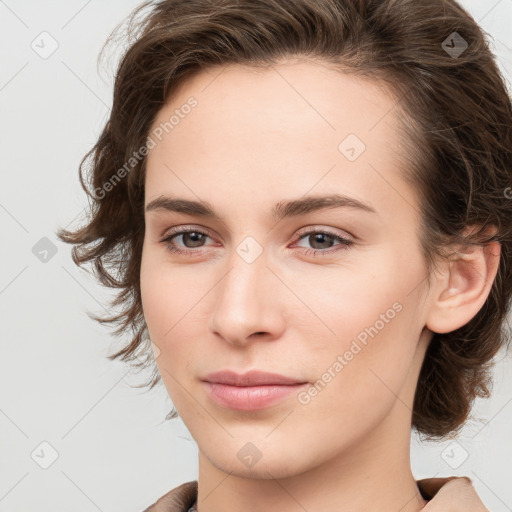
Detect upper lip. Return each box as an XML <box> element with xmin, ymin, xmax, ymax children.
<box><xmin>202</xmin><ymin>370</ymin><xmax>307</xmax><ymax>386</ymax></box>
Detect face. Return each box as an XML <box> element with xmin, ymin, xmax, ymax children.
<box><xmin>141</xmin><ymin>59</ymin><xmax>434</xmax><ymax>479</ymax></box>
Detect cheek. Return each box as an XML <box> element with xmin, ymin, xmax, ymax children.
<box><xmin>140</xmin><ymin>247</ymin><xmax>205</xmax><ymax>398</ymax></box>
<box><xmin>300</xmin><ymin>257</ymin><xmax>406</xmax><ymax>348</ymax></box>
<box><xmin>140</xmin><ymin>265</ymin><xmax>194</xmax><ymax>408</ymax></box>
<box><xmin>140</xmin><ymin>245</ymin><xmax>196</xmax><ymax>342</ymax></box>
<box><xmin>301</xmin><ymin>252</ymin><xmax>424</xmax><ymax>408</ymax></box>
<box><xmin>290</xmin><ymin>307</ymin><xmax>420</xmax><ymax>458</ymax></box>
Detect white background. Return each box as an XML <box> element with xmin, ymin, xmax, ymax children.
<box><xmin>1</xmin><ymin>1</ymin><xmax>511</xmax><ymax>510</ymax></box>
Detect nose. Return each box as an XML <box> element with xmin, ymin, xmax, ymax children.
<box><xmin>208</xmin><ymin>248</ymin><xmax>285</xmax><ymax>347</ymax></box>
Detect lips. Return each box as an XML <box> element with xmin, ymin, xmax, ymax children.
<box><xmin>201</xmin><ymin>370</ymin><xmax>309</xmax><ymax>411</ymax></box>
<box><xmin>201</xmin><ymin>369</ymin><xmax>307</xmax><ymax>386</ymax></box>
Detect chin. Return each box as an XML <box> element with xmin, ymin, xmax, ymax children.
<box><xmin>217</xmin><ymin>456</ymin><xmax>307</xmax><ymax>480</ymax></box>
<box><xmin>202</xmin><ymin>441</ymin><xmax>311</xmax><ymax>480</ymax></box>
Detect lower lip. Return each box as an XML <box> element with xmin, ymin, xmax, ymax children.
<box><xmin>202</xmin><ymin>382</ymin><xmax>308</xmax><ymax>411</ymax></box>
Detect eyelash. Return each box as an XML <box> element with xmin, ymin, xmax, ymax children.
<box><xmin>160</xmin><ymin>226</ymin><xmax>354</xmax><ymax>257</ymax></box>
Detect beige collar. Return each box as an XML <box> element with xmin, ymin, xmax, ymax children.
<box><xmin>143</xmin><ymin>476</ymin><xmax>488</xmax><ymax>511</ymax></box>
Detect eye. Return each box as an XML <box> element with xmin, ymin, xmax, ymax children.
<box><xmin>292</xmin><ymin>227</ymin><xmax>354</xmax><ymax>257</ymax></box>
<box><xmin>160</xmin><ymin>226</ymin><xmax>354</xmax><ymax>257</ymax></box>
<box><xmin>161</xmin><ymin>227</ymin><xmax>213</xmax><ymax>256</ymax></box>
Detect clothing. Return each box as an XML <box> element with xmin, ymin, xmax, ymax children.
<box><xmin>142</xmin><ymin>476</ymin><xmax>488</xmax><ymax>511</ymax></box>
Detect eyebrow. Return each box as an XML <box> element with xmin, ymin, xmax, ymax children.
<box><xmin>145</xmin><ymin>193</ymin><xmax>376</xmax><ymax>223</ymax></box>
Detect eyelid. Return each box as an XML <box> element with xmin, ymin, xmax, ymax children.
<box><xmin>162</xmin><ymin>224</ymin><xmax>214</xmax><ymax>239</ymax></box>
<box><xmin>294</xmin><ymin>225</ymin><xmax>354</xmax><ymax>242</ymax></box>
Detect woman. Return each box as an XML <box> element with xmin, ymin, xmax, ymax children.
<box><xmin>57</xmin><ymin>0</ymin><xmax>512</xmax><ymax>510</ymax></box>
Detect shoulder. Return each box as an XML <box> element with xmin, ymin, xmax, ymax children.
<box><xmin>142</xmin><ymin>480</ymin><xmax>198</xmax><ymax>512</ymax></box>
<box><xmin>142</xmin><ymin>477</ymin><xmax>487</xmax><ymax>511</ymax></box>
<box><xmin>417</xmin><ymin>476</ymin><xmax>488</xmax><ymax>511</ymax></box>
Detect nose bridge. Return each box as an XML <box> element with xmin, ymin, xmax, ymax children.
<box><xmin>224</xmin><ymin>231</ymin><xmax>268</xmax><ymax>292</ymax></box>
<box><xmin>210</xmin><ymin>237</ymin><xmax>280</xmax><ymax>343</ymax></box>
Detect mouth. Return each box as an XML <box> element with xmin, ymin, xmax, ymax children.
<box><xmin>201</xmin><ymin>370</ymin><xmax>309</xmax><ymax>411</ymax></box>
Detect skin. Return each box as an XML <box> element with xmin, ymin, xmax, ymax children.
<box><xmin>140</xmin><ymin>58</ymin><xmax>500</xmax><ymax>512</ymax></box>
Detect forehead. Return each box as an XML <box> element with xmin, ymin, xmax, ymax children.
<box><xmin>145</xmin><ymin>59</ymin><xmax>417</xmax><ymax>224</ymax></box>
<box><xmin>151</xmin><ymin>58</ymin><xmax>402</xmax><ymax>142</ymax></box>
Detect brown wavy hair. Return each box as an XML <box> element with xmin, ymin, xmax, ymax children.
<box><xmin>56</xmin><ymin>0</ymin><xmax>512</xmax><ymax>439</ymax></box>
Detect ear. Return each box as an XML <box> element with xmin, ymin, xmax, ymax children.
<box><xmin>425</xmin><ymin>225</ymin><xmax>501</xmax><ymax>334</ymax></box>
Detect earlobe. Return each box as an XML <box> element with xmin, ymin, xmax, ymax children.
<box><xmin>425</xmin><ymin>230</ymin><xmax>501</xmax><ymax>335</ymax></box>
